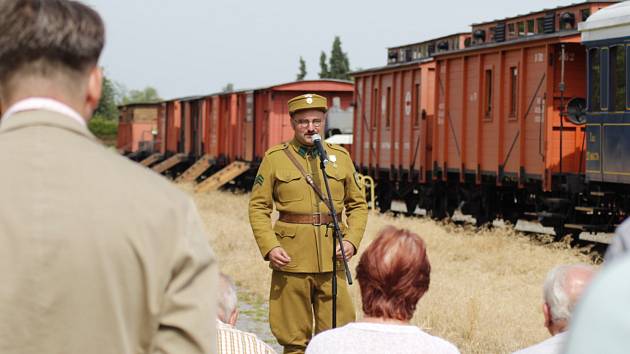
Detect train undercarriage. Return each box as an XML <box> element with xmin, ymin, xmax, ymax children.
<box><xmin>363</xmin><ymin>167</ymin><xmax>629</xmax><ymax>244</ymax></box>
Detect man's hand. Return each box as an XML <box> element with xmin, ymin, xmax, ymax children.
<box><xmin>267</xmin><ymin>247</ymin><xmax>291</xmax><ymax>269</ymax></box>
<box><xmin>335</xmin><ymin>240</ymin><xmax>355</xmax><ymax>261</ymax></box>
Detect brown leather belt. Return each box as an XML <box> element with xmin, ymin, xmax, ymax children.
<box><xmin>278</xmin><ymin>212</ymin><xmax>341</xmax><ymax>226</ymax></box>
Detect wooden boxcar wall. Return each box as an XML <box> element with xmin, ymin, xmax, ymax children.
<box><xmin>117</xmin><ymin>105</ymin><xmax>159</xmax><ymax>153</ymax></box>
<box><xmin>163</xmin><ymin>101</ymin><xmax>181</xmax><ymax>155</ymax></box>
<box><xmin>254</xmin><ymin>88</ymin><xmax>353</xmax><ymax>160</ymax></box>
<box><xmin>435</xmin><ymin>40</ymin><xmax>586</xmax><ymax>189</ymax></box>
<box><xmin>353</xmin><ymin>62</ymin><xmax>436</xmax><ymax>181</ymax></box>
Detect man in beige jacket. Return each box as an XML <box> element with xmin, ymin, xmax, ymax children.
<box><xmin>0</xmin><ymin>1</ymin><xmax>217</xmax><ymax>353</ymax></box>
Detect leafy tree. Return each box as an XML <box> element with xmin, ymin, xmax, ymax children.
<box><xmin>93</xmin><ymin>74</ymin><xmax>118</xmax><ymax>120</ymax></box>
<box><xmin>296</xmin><ymin>56</ymin><xmax>307</xmax><ymax>81</ymax></box>
<box><xmin>328</xmin><ymin>36</ymin><xmax>351</xmax><ymax>80</ymax></box>
<box><xmin>318</xmin><ymin>51</ymin><xmax>329</xmax><ymax>79</ymax></box>
<box><xmin>222</xmin><ymin>83</ymin><xmax>234</xmax><ymax>92</ymax></box>
<box><xmin>123</xmin><ymin>86</ymin><xmax>161</xmax><ymax>104</ymax></box>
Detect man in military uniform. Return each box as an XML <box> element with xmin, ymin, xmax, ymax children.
<box><xmin>249</xmin><ymin>93</ymin><xmax>368</xmax><ymax>354</ymax></box>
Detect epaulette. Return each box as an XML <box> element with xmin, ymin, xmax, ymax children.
<box><xmin>327</xmin><ymin>142</ymin><xmax>349</xmax><ymax>155</ymax></box>
<box><xmin>266</xmin><ymin>142</ymin><xmax>289</xmax><ymax>156</ymax></box>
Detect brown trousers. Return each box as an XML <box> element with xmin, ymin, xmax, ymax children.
<box><xmin>269</xmin><ymin>270</ymin><xmax>355</xmax><ymax>354</ymax></box>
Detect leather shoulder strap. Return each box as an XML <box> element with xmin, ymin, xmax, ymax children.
<box><xmin>282</xmin><ymin>148</ymin><xmax>330</xmax><ymax>206</ymax></box>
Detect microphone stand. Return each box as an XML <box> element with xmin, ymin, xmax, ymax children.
<box><xmin>317</xmin><ymin>155</ymin><xmax>353</xmax><ymax>329</ymax></box>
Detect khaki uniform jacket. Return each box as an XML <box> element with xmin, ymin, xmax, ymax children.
<box><xmin>0</xmin><ymin>110</ymin><xmax>217</xmax><ymax>354</ymax></box>
<box><xmin>249</xmin><ymin>138</ymin><xmax>368</xmax><ymax>273</ymax></box>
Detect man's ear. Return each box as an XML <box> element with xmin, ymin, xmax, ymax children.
<box><xmin>228</xmin><ymin>308</ymin><xmax>239</xmax><ymax>327</ymax></box>
<box><xmin>542</xmin><ymin>303</ymin><xmax>552</xmax><ymax>329</ymax></box>
<box><xmin>85</xmin><ymin>66</ymin><xmax>102</xmax><ymax>117</ymax></box>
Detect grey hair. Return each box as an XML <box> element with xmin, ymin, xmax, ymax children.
<box><xmin>218</xmin><ymin>273</ymin><xmax>238</xmax><ymax>322</ymax></box>
<box><xmin>543</xmin><ymin>264</ymin><xmax>593</xmax><ymax>322</ymax></box>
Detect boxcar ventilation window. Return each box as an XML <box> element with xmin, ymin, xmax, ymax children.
<box><xmin>509</xmin><ymin>67</ymin><xmax>518</xmax><ymax>117</ymax></box>
<box><xmin>414</xmin><ymin>83</ymin><xmax>420</xmax><ymax>127</ymax></box>
<box><xmin>589</xmin><ymin>48</ymin><xmax>600</xmax><ymax>111</ymax></box>
<box><xmin>537</xmin><ymin>17</ymin><xmax>545</xmax><ymax>33</ymax></box>
<box><xmin>372</xmin><ymin>88</ymin><xmax>378</xmax><ymax>128</ymax></box>
<box><xmin>385</xmin><ymin>87</ymin><xmax>391</xmax><ymax>128</ymax></box>
<box><xmin>612</xmin><ymin>45</ymin><xmax>626</xmax><ymax>112</ymax></box>
<box><xmin>484</xmin><ymin>69</ymin><xmax>493</xmax><ymax>119</ymax></box>
<box><xmin>527</xmin><ymin>20</ymin><xmax>535</xmax><ymax>35</ymax></box>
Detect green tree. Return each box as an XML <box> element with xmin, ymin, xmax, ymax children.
<box><xmin>123</xmin><ymin>86</ymin><xmax>161</xmax><ymax>104</ymax></box>
<box><xmin>93</xmin><ymin>74</ymin><xmax>118</xmax><ymax>120</ymax></box>
<box><xmin>328</xmin><ymin>36</ymin><xmax>351</xmax><ymax>80</ymax></box>
<box><xmin>318</xmin><ymin>51</ymin><xmax>329</xmax><ymax>79</ymax></box>
<box><xmin>296</xmin><ymin>56</ymin><xmax>307</xmax><ymax>81</ymax></box>
<box><xmin>222</xmin><ymin>83</ymin><xmax>234</xmax><ymax>92</ymax></box>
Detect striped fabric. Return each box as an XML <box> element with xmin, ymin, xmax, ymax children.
<box><xmin>217</xmin><ymin>319</ymin><xmax>277</xmax><ymax>354</ymax></box>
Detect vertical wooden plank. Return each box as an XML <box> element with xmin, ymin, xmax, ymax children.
<box><xmin>497</xmin><ymin>50</ymin><xmax>506</xmax><ymax>184</ymax></box>
<box><xmin>398</xmin><ymin>69</ymin><xmax>406</xmax><ymax>174</ymax></box>
<box><xmin>476</xmin><ymin>54</ymin><xmax>484</xmax><ymax>184</ymax></box>
<box><xmin>518</xmin><ymin>47</ymin><xmax>528</xmax><ymax>186</ymax></box>
<box><xmin>443</xmin><ymin>59</ymin><xmax>450</xmax><ymax>181</ymax></box>
<box><xmin>409</xmin><ymin>68</ymin><xmax>417</xmax><ymax>182</ymax></box>
<box><xmin>362</xmin><ymin>77</ymin><xmax>368</xmax><ymax>170</ymax></box>
<box><xmin>461</xmin><ymin>56</ymin><xmax>468</xmax><ymax>182</ymax></box>
<box><xmin>544</xmin><ymin>43</ymin><xmax>555</xmax><ymax>191</ymax></box>
<box><xmin>369</xmin><ymin>75</ymin><xmax>376</xmax><ymax>173</ymax></box>
<box><xmin>390</xmin><ymin>72</ymin><xmax>397</xmax><ymax>178</ymax></box>
<box><xmin>376</xmin><ymin>75</ymin><xmax>383</xmax><ymax>174</ymax></box>
<box><xmin>433</xmin><ymin>61</ymin><xmax>441</xmax><ymax>181</ymax></box>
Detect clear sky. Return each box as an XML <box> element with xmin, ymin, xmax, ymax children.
<box><xmin>82</xmin><ymin>0</ymin><xmax>585</xmax><ymax>100</ymax></box>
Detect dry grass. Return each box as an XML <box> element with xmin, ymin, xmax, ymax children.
<box><xmin>184</xmin><ymin>186</ymin><xmax>595</xmax><ymax>354</ymax></box>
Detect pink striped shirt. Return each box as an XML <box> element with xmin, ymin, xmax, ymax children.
<box><xmin>217</xmin><ymin>319</ymin><xmax>277</xmax><ymax>354</ymax></box>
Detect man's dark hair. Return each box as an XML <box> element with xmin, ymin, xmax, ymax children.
<box><xmin>0</xmin><ymin>0</ymin><xmax>105</xmax><ymax>84</ymax></box>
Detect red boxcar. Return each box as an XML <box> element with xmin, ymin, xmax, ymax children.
<box><xmin>116</xmin><ymin>102</ymin><xmax>161</xmax><ymax>156</ymax></box>
<box><xmin>352</xmin><ymin>33</ymin><xmax>470</xmax><ymax>209</ymax></box>
<box><xmin>154</xmin><ymin>80</ymin><xmax>354</xmax><ymax>182</ymax></box>
<box><xmin>183</xmin><ymin>80</ymin><xmax>353</xmax><ymax>163</ymax></box>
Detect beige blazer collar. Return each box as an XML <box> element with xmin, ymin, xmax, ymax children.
<box><xmin>0</xmin><ymin>109</ymin><xmax>97</xmax><ymax>141</ymax></box>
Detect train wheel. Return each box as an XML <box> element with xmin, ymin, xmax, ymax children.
<box><xmin>376</xmin><ymin>181</ymin><xmax>393</xmax><ymax>213</ymax></box>
<box><xmin>404</xmin><ymin>191</ymin><xmax>420</xmax><ymax>216</ymax></box>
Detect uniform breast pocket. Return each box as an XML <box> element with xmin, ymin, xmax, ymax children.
<box><xmin>325</xmin><ymin>170</ymin><xmax>346</xmax><ymax>201</ymax></box>
<box><xmin>274</xmin><ymin>169</ymin><xmax>304</xmax><ymax>203</ymax></box>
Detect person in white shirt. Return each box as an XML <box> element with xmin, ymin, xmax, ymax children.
<box><xmin>512</xmin><ymin>264</ymin><xmax>595</xmax><ymax>354</ymax></box>
<box><xmin>217</xmin><ymin>273</ymin><xmax>277</xmax><ymax>354</ymax></box>
<box><xmin>305</xmin><ymin>225</ymin><xmax>460</xmax><ymax>354</ymax></box>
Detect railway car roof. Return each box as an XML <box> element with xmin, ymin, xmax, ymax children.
<box><xmin>117</xmin><ymin>102</ymin><xmax>163</xmax><ymax>109</ymax></box>
<box><xmin>387</xmin><ymin>32</ymin><xmax>470</xmax><ymax>50</ymax></box>
<box><xmin>471</xmin><ymin>0</ymin><xmax>618</xmax><ymax>26</ymax></box>
<box><xmin>162</xmin><ymin>80</ymin><xmax>354</xmax><ymax>102</ymax></box>
<box><xmin>351</xmin><ymin>57</ymin><xmax>433</xmax><ymax>76</ymax></box>
<box><xmin>579</xmin><ymin>1</ymin><xmax>630</xmax><ymax>41</ymax></box>
<box><xmin>432</xmin><ymin>30</ymin><xmax>580</xmax><ymax>57</ymax></box>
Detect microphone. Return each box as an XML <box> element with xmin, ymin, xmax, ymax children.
<box><xmin>312</xmin><ymin>134</ymin><xmax>328</xmax><ymax>164</ymax></box>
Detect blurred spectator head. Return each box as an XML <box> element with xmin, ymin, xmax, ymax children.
<box><xmin>0</xmin><ymin>0</ymin><xmax>104</xmax><ymax>115</ymax></box>
<box><xmin>542</xmin><ymin>264</ymin><xmax>595</xmax><ymax>334</ymax></box>
<box><xmin>356</xmin><ymin>226</ymin><xmax>431</xmax><ymax>321</ymax></box>
<box><xmin>605</xmin><ymin>218</ymin><xmax>630</xmax><ymax>264</ymax></box>
<box><xmin>218</xmin><ymin>273</ymin><xmax>239</xmax><ymax>326</ymax></box>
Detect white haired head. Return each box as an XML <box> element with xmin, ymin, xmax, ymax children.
<box><xmin>218</xmin><ymin>273</ymin><xmax>238</xmax><ymax>324</ymax></box>
<box><xmin>543</xmin><ymin>264</ymin><xmax>595</xmax><ymax>323</ymax></box>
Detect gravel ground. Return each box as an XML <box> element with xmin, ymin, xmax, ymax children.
<box><xmin>236</xmin><ymin>289</ymin><xmax>283</xmax><ymax>353</ymax></box>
